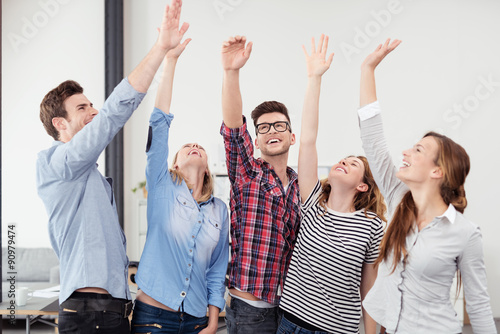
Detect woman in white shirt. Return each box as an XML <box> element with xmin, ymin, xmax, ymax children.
<box><xmin>278</xmin><ymin>35</ymin><xmax>386</xmax><ymax>334</ymax></box>
<box><xmin>358</xmin><ymin>39</ymin><xmax>497</xmax><ymax>334</ymax></box>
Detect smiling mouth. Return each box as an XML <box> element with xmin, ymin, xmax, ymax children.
<box><xmin>335</xmin><ymin>167</ymin><xmax>347</xmax><ymax>174</ymax></box>
<box><xmin>401</xmin><ymin>161</ymin><xmax>411</xmax><ymax>168</ymax></box>
<box><xmin>188</xmin><ymin>150</ymin><xmax>201</xmax><ymax>157</ymax></box>
<box><xmin>267</xmin><ymin>138</ymin><xmax>281</xmax><ymax>144</ymax></box>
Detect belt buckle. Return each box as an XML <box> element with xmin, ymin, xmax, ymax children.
<box><xmin>123</xmin><ymin>301</ymin><xmax>133</xmax><ymax>318</ymax></box>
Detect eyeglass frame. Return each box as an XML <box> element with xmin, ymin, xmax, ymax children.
<box><xmin>255</xmin><ymin>121</ymin><xmax>292</xmax><ymax>135</ymax></box>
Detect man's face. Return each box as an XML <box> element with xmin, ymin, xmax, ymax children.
<box><xmin>254</xmin><ymin>112</ymin><xmax>295</xmax><ymax>158</ymax></box>
<box><xmin>53</xmin><ymin>93</ymin><xmax>98</xmax><ymax>142</ymax></box>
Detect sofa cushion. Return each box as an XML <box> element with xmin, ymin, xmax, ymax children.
<box><xmin>2</xmin><ymin>248</ymin><xmax>59</xmax><ymax>282</ymax></box>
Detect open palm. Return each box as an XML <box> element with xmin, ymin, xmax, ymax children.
<box><xmin>303</xmin><ymin>34</ymin><xmax>334</xmax><ymax>77</ymax></box>
<box><xmin>221</xmin><ymin>36</ymin><xmax>253</xmax><ymax>71</ymax></box>
<box><xmin>362</xmin><ymin>38</ymin><xmax>401</xmax><ymax>70</ymax></box>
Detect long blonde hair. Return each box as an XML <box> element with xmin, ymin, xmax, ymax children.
<box><xmin>318</xmin><ymin>156</ymin><xmax>387</xmax><ymax>222</ymax></box>
<box><xmin>170</xmin><ymin>151</ymin><xmax>214</xmax><ymax>203</ymax></box>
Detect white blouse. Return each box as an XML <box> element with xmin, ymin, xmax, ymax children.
<box><xmin>358</xmin><ymin>101</ymin><xmax>496</xmax><ymax>334</ymax></box>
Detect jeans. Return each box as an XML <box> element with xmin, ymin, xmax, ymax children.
<box><xmin>225</xmin><ymin>297</ymin><xmax>281</xmax><ymax>334</ymax></box>
<box><xmin>131</xmin><ymin>300</ymin><xmax>208</xmax><ymax>334</ymax></box>
<box><xmin>276</xmin><ymin>316</ymin><xmax>329</xmax><ymax>334</ymax></box>
<box><xmin>58</xmin><ymin>293</ymin><xmax>130</xmax><ymax>334</ymax></box>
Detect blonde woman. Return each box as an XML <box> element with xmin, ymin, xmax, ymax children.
<box><xmin>131</xmin><ymin>19</ymin><xmax>229</xmax><ymax>334</ymax></box>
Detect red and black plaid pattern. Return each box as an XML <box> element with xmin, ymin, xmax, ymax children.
<box><xmin>220</xmin><ymin>118</ymin><xmax>301</xmax><ymax>305</ymax></box>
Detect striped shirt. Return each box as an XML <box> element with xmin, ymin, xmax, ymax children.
<box><xmin>220</xmin><ymin>117</ymin><xmax>301</xmax><ymax>305</ymax></box>
<box><xmin>280</xmin><ymin>180</ymin><xmax>384</xmax><ymax>333</ymax></box>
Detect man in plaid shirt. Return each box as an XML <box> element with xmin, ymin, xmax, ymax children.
<box><xmin>220</xmin><ymin>35</ymin><xmax>301</xmax><ymax>334</ymax></box>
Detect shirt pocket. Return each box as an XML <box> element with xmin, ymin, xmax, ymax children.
<box><xmin>175</xmin><ymin>194</ymin><xmax>197</xmax><ymax>221</ymax></box>
<box><xmin>204</xmin><ymin>217</ymin><xmax>222</xmax><ymax>243</ymax></box>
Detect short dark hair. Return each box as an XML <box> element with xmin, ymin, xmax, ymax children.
<box><xmin>40</xmin><ymin>80</ymin><xmax>84</xmax><ymax>141</ymax></box>
<box><xmin>250</xmin><ymin>101</ymin><xmax>291</xmax><ymax>131</ymax></box>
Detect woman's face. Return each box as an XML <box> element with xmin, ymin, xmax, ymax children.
<box><xmin>396</xmin><ymin>136</ymin><xmax>441</xmax><ymax>184</ymax></box>
<box><xmin>173</xmin><ymin>143</ymin><xmax>208</xmax><ymax>172</ymax></box>
<box><xmin>328</xmin><ymin>156</ymin><xmax>366</xmax><ymax>190</ymax></box>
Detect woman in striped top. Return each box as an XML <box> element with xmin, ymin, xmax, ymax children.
<box><xmin>278</xmin><ymin>35</ymin><xmax>387</xmax><ymax>334</ymax></box>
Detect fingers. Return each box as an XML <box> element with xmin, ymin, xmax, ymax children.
<box><xmin>302</xmin><ymin>45</ymin><xmax>309</xmax><ymax>58</ymax></box>
<box><xmin>317</xmin><ymin>34</ymin><xmax>325</xmax><ymax>55</ymax></box>
<box><xmin>326</xmin><ymin>52</ymin><xmax>334</xmax><ymax>67</ymax></box>
<box><xmin>179</xmin><ymin>22</ymin><xmax>190</xmax><ymax>36</ymax></box>
<box><xmin>322</xmin><ymin>35</ymin><xmax>329</xmax><ymax>55</ymax></box>
<box><xmin>181</xmin><ymin>38</ymin><xmax>192</xmax><ymax>48</ymax></box>
<box><xmin>244</xmin><ymin>41</ymin><xmax>253</xmax><ymax>58</ymax></box>
<box><xmin>310</xmin><ymin>37</ymin><xmax>316</xmax><ymax>54</ymax></box>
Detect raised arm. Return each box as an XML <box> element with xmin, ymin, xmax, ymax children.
<box><xmin>128</xmin><ymin>0</ymin><xmax>189</xmax><ymax>93</ymax></box>
<box><xmin>155</xmin><ymin>38</ymin><xmax>191</xmax><ymax>113</ymax></box>
<box><xmin>358</xmin><ymin>39</ymin><xmax>407</xmax><ymax>212</ymax></box>
<box><xmin>298</xmin><ymin>35</ymin><xmax>334</xmax><ymax>202</ymax></box>
<box><xmin>360</xmin><ymin>38</ymin><xmax>401</xmax><ymax>106</ymax></box>
<box><xmin>221</xmin><ymin>36</ymin><xmax>253</xmax><ymax>128</ymax></box>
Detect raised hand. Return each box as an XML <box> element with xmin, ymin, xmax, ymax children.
<box><xmin>166</xmin><ymin>37</ymin><xmax>192</xmax><ymax>59</ymax></box>
<box><xmin>361</xmin><ymin>38</ymin><xmax>401</xmax><ymax>71</ymax></box>
<box><xmin>221</xmin><ymin>36</ymin><xmax>253</xmax><ymax>71</ymax></box>
<box><xmin>157</xmin><ymin>0</ymin><xmax>190</xmax><ymax>52</ymax></box>
<box><xmin>303</xmin><ymin>34</ymin><xmax>334</xmax><ymax>77</ymax></box>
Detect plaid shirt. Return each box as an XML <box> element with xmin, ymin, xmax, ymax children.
<box><xmin>220</xmin><ymin>117</ymin><xmax>301</xmax><ymax>305</ymax></box>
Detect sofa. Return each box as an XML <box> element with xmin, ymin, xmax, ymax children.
<box><xmin>2</xmin><ymin>247</ymin><xmax>60</xmax><ymax>294</ymax></box>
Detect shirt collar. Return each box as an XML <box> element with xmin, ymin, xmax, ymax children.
<box><xmin>436</xmin><ymin>203</ymin><xmax>457</xmax><ymax>224</ymax></box>
<box><xmin>188</xmin><ymin>188</ymin><xmax>214</xmax><ymax>207</ymax></box>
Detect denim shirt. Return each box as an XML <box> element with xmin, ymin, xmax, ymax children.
<box><xmin>36</xmin><ymin>78</ymin><xmax>145</xmax><ymax>304</ymax></box>
<box><xmin>135</xmin><ymin>108</ymin><xmax>229</xmax><ymax>317</ymax></box>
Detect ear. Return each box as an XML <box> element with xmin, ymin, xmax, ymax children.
<box><xmin>52</xmin><ymin>117</ymin><xmax>66</xmax><ymax>131</ymax></box>
<box><xmin>356</xmin><ymin>182</ymin><xmax>368</xmax><ymax>193</ymax></box>
<box><xmin>290</xmin><ymin>133</ymin><xmax>296</xmax><ymax>146</ymax></box>
<box><xmin>254</xmin><ymin>137</ymin><xmax>260</xmax><ymax>150</ymax></box>
<box><xmin>430</xmin><ymin>166</ymin><xmax>443</xmax><ymax>179</ymax></box>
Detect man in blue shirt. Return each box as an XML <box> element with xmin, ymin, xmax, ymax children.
<box><xmin>36</xmin><ymin>0</ymin><xmax>189</xmax><ymax>332</ymax></box>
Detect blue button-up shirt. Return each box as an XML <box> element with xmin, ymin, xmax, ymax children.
<box><xmin>36</xmin><ymin>78</ymin><xmax>145</xmax><ymax>304</ymax></box>
<box><xmin>135</xmin><ymin>108</ymin><xmax>229</xmax><ymax>317</ymax></box>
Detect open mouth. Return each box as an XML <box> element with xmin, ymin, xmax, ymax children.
<box><xmin>188</xmin><ymin>149</ymin><xmax>201</xmax><ymax>157</ymax></box>
<box><xmin>401</xmin><ymin>160</ymin><xmax>411</xmax><ymax>168</ymax></box>
<box><xmin>267</xmin><ymin>138</ymin><xmax>281</xmax><ymax>144</ymax></box>
<box><xmin>335</xmin><ymin>167</ymin><xmax>347</xmax><ymax>174</ymax></box>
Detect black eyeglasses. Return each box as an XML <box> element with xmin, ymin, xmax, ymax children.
<box><xmin>255</xmin><ymin>121</ymin><xmax>291</xmax><ymax>134</ymax></box>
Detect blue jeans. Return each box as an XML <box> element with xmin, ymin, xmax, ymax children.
<box><xmin>225</xmin><ymin>297</ymin><xmax>281</xmax><ymax>334</ymax></box>
<box><xmin>131</xmin><ymin>300</ymin><xmax>208</xmax><ymax>334</ymax></box>
<box><xmin>276</xmin><ymin>316</ymin><xmax>329</xmax><ymax>334</ymax></box>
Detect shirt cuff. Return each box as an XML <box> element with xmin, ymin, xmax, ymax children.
<box><xmin>150</xmin><ymin>107</ymin><xmax>174</xmax><ymax>125</ymax></box>
<box><xmin>220</xmin><ymin>116</ymin><xmax>248</xmax><ymax>139</ymax></box>
<box><xmin>358</xmin><ymin>101</ymin><xmax>380</xmax><ymax>121</ymax></box>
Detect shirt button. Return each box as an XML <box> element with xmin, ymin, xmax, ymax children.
<box><xmin>186</xmin><ymin>278</ymin><xmax>189</xmax><ymax>281</ymax></box>
<box><xmin>188</xmin><ymin>263</ymin><xmax>191</xmax><ymax>267</ymax></box>
<box><xmin>183</xmin><ymin>201</ymin><xmax>186</xmax><ymax>205</ymax></box>
<box><xmin>192</xmin><ymin>235</ymin><xmax>195</xmax><ymax>238</ymax></box>
<box><xmin>189</xmin><ymin>249</ymin><xmax>192</xmax><ymax>252</ymax></box>
<box><xmin>180</xmin><ymin>291</ymin><xmax>186</xmax><ymax>297</ymax></box>
<box><xmin>198</xmin><ymin>220</ymin><xmax>201</xmax><ymax>224</ymax></box>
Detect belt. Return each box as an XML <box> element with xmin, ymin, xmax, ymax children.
<box><xmin>61</xmin><ymin>298</ymin><xmax>133</xmax><ymax>318</ymax></box>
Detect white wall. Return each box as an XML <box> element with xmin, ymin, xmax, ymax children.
<box><xmin>3</xmin><ymin>0</ymin><xmax>499</xmax><ymax>317</ymax></box>
<box><xmin>2</xmin><ymin>0</ymin><xmax>104</xmax><ymax>247</ymax></box>
<box><xmin>122</xmin><ymin>0</ymin><xmax>500</xmax><ymax>316</ymax></box>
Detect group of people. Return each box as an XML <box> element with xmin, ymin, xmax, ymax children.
<box><xmin>35</xmin><ymin>0</ymin><xmax>496</xmax><ymax>333</ymax></box>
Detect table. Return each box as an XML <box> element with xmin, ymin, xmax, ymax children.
<box><xmin>0</xmin><ymin>283</ymin><xmax>59</xmax><ymax>334</ymax></box>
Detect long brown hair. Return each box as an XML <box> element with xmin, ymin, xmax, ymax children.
<box><xmin>170</xmin><ymin>151</ymin><xmax>214</xmax><ymax>203</ymax></box>
<box><xmin>375</xmin><ymin>132</ymin><xmax>470</xmax><ymax>272</ymax></box>
<box><xmin>318</xmin><ymin>156</ymin><xmax>387</xmax><ymax>222</ymax></box>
